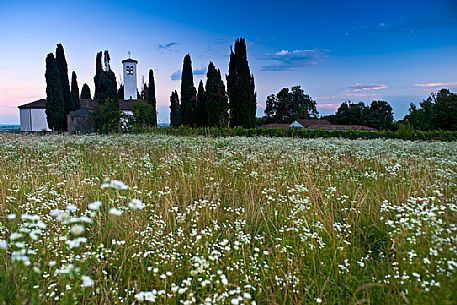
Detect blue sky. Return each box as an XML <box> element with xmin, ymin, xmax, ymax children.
<box><xmin>0</xmin><ymin>0</ymin><xmax>456</xmax><ymax>124</ymax></box>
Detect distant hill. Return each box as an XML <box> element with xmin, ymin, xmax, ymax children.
<box><xmin>0</xmin><ymin>124</ymin><xmax>20</xmax><ymax>132</ymax></box>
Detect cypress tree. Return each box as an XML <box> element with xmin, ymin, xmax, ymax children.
<box><xmin>170</xmin><ymin>91</ymin><xmax>181</xmax><ymax>127</ymax></box>
<box><xmin>94</xmin><ymin>52</ymin><xmax>103</xmax><ymax>99</ymax></box>
<box><xmin>180</xmin><ymin>54</ymin><xmax>197</xmax><ymax>126</ymax></box>
<box><xmin>55</xmin><ymin>44</ymin><xmax>71</xmax><ymax>123</ymax></box>
<box><xmin>92</xmin><ymin>51</ymin><xmax>120</xmax><ymax>133</ymax></box>
<box><xmin>118</xmin><ymin>84</ymin><xmax>124</xmax><ymax>100</ymax></box>
<box><xmin>196</xmin><ymin>80</ymin><xmax>207</xmax><ymax>127</ymax></box>
<box><xmin>227</xmin><ymin>38</ymin><xmax>256</xmax><ymax>128</ymax></box>
<box><xmin>206</xmin><ymin>62</ymin><xmax>228</xmax><ymax>127</ymax></box>
<box><xmin>147</xmin><ymin>69</ymin><xmax>157</xmax><ymax>127</ymax></box>
<box><xmin>80</xmin><ymin>83</ymin><xmax>91</xmax><ymax>100</ymax></box>
<box><xmin>70</xmin><ymin>71</ymin><xmax>80</xmax><ymax>112</ymax></box>
<box><xmin>45</xmin><ymin>53</ymin><xmax>65</xmax><ymax>131</ymax></box>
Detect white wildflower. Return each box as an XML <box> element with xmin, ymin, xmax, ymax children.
<box><xmin>128</xmin><ymin>198</ymin><xmax>145</xmax><ymax>210</ymax></box>
<box><xmin>88</xmin><ymin>201</ymin><xmax>102</xmax><ymax>210</ymax></box>
<box><xmin>108</xmin><ymin>208</ymin><xmax>123</xmax><ymax>216</ymax></box>
<box><xmin>81</xmin><ymin>275</ymin><xmax>94</xmax><ymax>288</ymax></box>
<box><xmin>70</xmin><ymin>224</ymin><xmax>85</xmax><ymax>236</ymax></box>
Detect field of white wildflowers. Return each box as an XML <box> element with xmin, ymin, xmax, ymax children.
<box><xmin>0</xmin><ymin>134</ymin><xmax>456</xmax><ymax>305</ymax></box>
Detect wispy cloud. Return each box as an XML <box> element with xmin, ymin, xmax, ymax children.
<box><xmin>351</xmin><ymin>15</ymin><xmax>457</xmax><ymax>34</ymax></box>
<box><xmin>170</xmin><ymin>67</ymin><xmax>207</xmax><ymax>81</ymax></box>
<box><xmin>316</xmin><ymin>103</ymin><xmax>340</xmax><ymax>110</ymax></box>
<box><xmin>157</xmin><ymin>42</ymin><xmax>178</xmax><ymax>52</ymax></box>
<box><xmin>414</xmin><ymin>82</ymin><xmax>457</xmax><ymax>88</ymax></box>
<box><xmin>344</xmin><ymin>92</ymin><xmax>377</xmax><ymax>98</ymax></box>
<box><xmin>315</xmin><ymin>95</ymin><xmax>337</xmax><ymax>101</ymax></box>
<box><xmin>261</xmin><ymin>49</ymin><xmax>329</xmax><ymax>71</ymax></box>
<box><xmin>347</xmin><ymin>83</ymin><xmax>387</xmax><ymax>92</ymax></box>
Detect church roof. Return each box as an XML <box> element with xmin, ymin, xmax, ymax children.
<box><xmin>68</xmin><ymin>108</ymin><xmax>91</xmax><ymax>117</ymax></box>
<box><xmin>18</xmin><ymin>99</ymin><xmax>47</xmax><ymax>109</ymax></box>
<box><xmin>122</xmin><ymin>58</ymin><xmax>138</xmax><ymax>64</ymax></box>
<box><xmin>18</xmin><ymin>99</ymin><xmax>134</xmax><ymax>111</ymax></box>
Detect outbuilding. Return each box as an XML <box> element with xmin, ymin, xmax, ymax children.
<box><xmin>18</xmin><ymin>99</ymin><xmax>50</xmax><ymax>132</ymax></box>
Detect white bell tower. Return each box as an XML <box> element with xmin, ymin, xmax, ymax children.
<box><xmin>122</xmin><ymin>51</ymin><xmax>138</xmax><ymax>100</ymax></box>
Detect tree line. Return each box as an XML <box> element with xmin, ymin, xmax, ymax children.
<box><xmin>170</xmin><ymin>38</ymin><xmax>256</xmax><ymax>129</ymax></box>
<box><xmin>260</xmin><ymin>86</ymin><xmax>457</xmax><ymax>131</ymax></box>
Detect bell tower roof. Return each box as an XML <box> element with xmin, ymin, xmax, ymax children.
<box><xmin>122</xmin><ymin>58</ymin><xmax>138</xmax><ymax>64</ymax></box>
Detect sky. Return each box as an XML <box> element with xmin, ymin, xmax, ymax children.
<box><xmin>0</xmin><ymin>0</ymin><xmax>456</xmax><ymax>124</ymax></box>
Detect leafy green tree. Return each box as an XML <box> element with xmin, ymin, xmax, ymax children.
<box><xmin>132</xmin><ymin>99</ymin><xmax>153</xmax><ymax>130</ymax></box>
<box><xmin>170</xmin><ymin>91</ymin><xmax>181</xmax><ymax>127</ymax></box>
<box><xmin>325</xmin><ymin>100</ymin><xmax>394</xmax><ymax>130</ymax></box>
<box><xmin>70</xmin><ymin>71</ymin><xmax>80</xmax><ymax>112</ymax></box>
<box><xmin>45</xmin><ymin>53</ymin><xmax>65</xmax><ymax>131</ymax></box>
<box><xmin>264</xmin><ymin>86</ymin><xmax>318</xmax><ymax>123</ymax></box>
<box><xmin>329</xmin><ymin>102</ymin><xmax>370</xmax><ymax>125</ymax></box>
<box><xmin>147</xmin><ymin>69</ymin><xmax>157</xmax><ymax>127</ymax></box>
<box><xmin>368</xmin><ymin>100</ymin><xmax>394</xmax><ymax>130</ymax></box>
<box><xmin>80</xmin><ymin>83</ymin><xmax>91</xmax><ymax>100</ymax></box>
<box><xmin>227</xmin><ymin>38</ymin><xmax>256</xmax><ymax>128</ymax></box>
<box><xmin>206</xmin><ymin>62</ymin><xmax>229</xmax><ymax>127</ymax></box>
<box><xmin>55</xmin><ymin>44</ymin><xmax>71</xmax><ymax>122</ymax></box>
<box><xmin>92</xmin><ymin>99</ymin><xmax>120</xmax><ymax>134</ymax></box>
<box><xmin>196</xmin><ymin>80</ymin><xmax>208</xmax><ymax>127</ymax></box>
<box><xmin>180</xmin><ymin>54</ymin><xmax>197</xmax><ymax>126</ymax></box>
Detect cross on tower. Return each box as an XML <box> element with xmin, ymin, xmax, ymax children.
<box><xmin>128</xmin><ymin>50</ymin><xmax>131</xmax><ymax>58</ymax></box>
<box><xmin>126</xmin><ymin>66</ymin><xmax>134</xmax><ymax>75</ymax></box>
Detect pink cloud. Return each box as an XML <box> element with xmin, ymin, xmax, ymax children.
<box><xmin>347</xmin><ymin>83</ymin><xmax>388</xmax><ymax>92</ymax></box>
<box><xmin>316</xmin><ymin>103</ymin><xmax>340</xmax><ymax>109</ymax></box>
<box><xmin>343</xmin><ymin>92</ymin><xmax>377</xmax><ymax>98</ymax></box>
<box><xmin>413</xmin><ymin>82</ymin><xmax>457</xmax><ymax>88</ymax></box>
<box><xmin>315</xmin><ymin>95</ymin><xmax>337</xmax><ymax>100</ymax></box>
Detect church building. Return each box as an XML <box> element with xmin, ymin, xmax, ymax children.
<box><xmin>18</xmin><ymin>54</ymin><xmax>139</xmax><ymax>132</ymax></box>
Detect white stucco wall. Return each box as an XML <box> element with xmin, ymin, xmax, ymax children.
<box><xmin>289</xmin><ymin>121</ymin><xmax>304</xmax><ymax>128</ymax></box>
<box><xmin>19</xmin><ymin>109</ymin><xmax>49</xmax><ymax>131</ymax></box>
<box><xmin>123</xmin><ymin>62</ymin><xmax>137</xmax><ymax>100</ymax></box>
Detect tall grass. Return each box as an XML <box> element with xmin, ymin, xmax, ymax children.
<box><xmin>0</xmin><ymin>133</ymin><xmax>456</xmax><ymax>304</ymax></box>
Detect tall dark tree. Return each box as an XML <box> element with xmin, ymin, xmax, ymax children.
<box><xmin>55</xmin><ymin>44</ymin><xmax>71</xmax><ymax>121</ymax></box>
<box><xmin>405</xmin><ymin>89</ymin><xmax>457</xmax><ymax>131</ymax></box>
<box><xmin>45</xmin><ymin>53</ymin><xmax>65</xmax><ymax>131</ymax></box>
<box><xmin>180</xmin><ymin>54</ymin><xmax>197</xmax><ymax>126</ymax></box>
<box><xmin>92</xmin><ymin>51</ymin><xmax>120</xmax><ymax>133</ymax></box>
<box><xmin>227</xmin><ymin>38</ymin><xmax>256</xmax><ymax>128</ymax></box>
<box><xmin>118</xmin><ymin>84</ymin><xmax>124</xmax><ymax>100</ymax></box>
<box><xmin>170</xmin><ymin>91</ymin><xmax>181</xmax><ymax>127</ymax></box>
<box><xmin>94</xmin><ymin>52</ymin><xmax>103</xmax><ymax>99</ymax></box>
<box><xmin>196</xmin><ymin>80</ymin><xmax>208</xmax><ymax>127</ymax></box>
<box><xmin>206</xmin><ymin>62</ymin><xmax>229</xmax><ymax>127</ymax></box>
<box><xmin>93</xmin><ymin>51</ymin><xmax>117</xmax><ymax>101</ymax></box>
<box><xmin>147</xmin><ymin>69</ymin><xmax>157</xmax><ymax>127</ymax></box>
<box><xmin>80</xmin><ymin>83</ymin><xmax>91</xmax><ymax>100</ymax></box>
<box><xmin>433</xmin><ymin>89</ymin><xmax>457</xmax><ymax>130</ymax></box>
<box><xmin>70</xmin><ymin>71</ymin><xmax>80</xmax><ymax>112</ymax></box>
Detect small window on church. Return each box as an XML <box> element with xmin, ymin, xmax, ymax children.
<box><xmin>126</xmin><ymin>66</ymin><xmax>134</xmax><ymax>75</ymax></box>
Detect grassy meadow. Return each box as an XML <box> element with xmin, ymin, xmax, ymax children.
<box><xmin>0</xmin><ymin>133</ymin><xmax>456</xmax><ymax>304</ymax></box>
